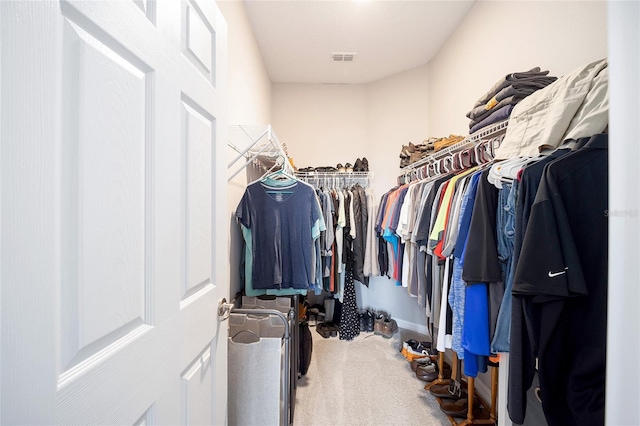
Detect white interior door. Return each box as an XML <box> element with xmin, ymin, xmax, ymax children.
<box><xmin>1</xmin><ymin>0</ymin><xmax>229</xmax><ymax>424</ymax></box>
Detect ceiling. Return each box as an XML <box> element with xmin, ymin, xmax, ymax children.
<box><xmin>242</xmin><ymin>0</ymin><xmax>476</xmax><ymax>84</ymax></box>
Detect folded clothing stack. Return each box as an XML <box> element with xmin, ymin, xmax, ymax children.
<box><xmin>467</xmin><ymin>67</ymin><xmax>557</xmax><ymax>134</ymax></box>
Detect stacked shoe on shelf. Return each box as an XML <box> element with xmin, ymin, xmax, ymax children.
<box><xmin>297</xmin><ymin>157</ymin><xmax>370</xmax><ymax>174</ymax></box>
<box><xmin>399</xmin><ymin>141</ymin><xmax>436</xmax><ymax>168</ymax></box>
<box><xmin>398</xmin><ymin>135</ymin><xmax>465</xmax><ymax>168</ymax></box>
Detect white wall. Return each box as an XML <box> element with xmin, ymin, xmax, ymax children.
<box><xmin>359</xmin><ymin>64</ymin><xmax>430</xmax><ymax>333</ymax></box>
<box><xmin>607</xmin><ymin>2</ymin><xmax>640</xmax><ymax>424</ymax></box>
<box><xmin>271</xmin><ymin>83</ymin><xmax>368</xmax><ymax>169</ymax></box>
<box><xmin>272</xmin><ymin>66</ymin><xmax>431</xmax><ymax>332</ymax></box>
<box><xmin>428</xmin><ymin>0</ymin><xmax>608</xmax><ymax>136</ymax></box>
<box><xmin>229</xmin><ymin>0</ymin><xmax>609</xmax><ymax>336</ymax></box>
<box><xmin>216</xmin><ymin>0</ymin><xmax>272</xmax><ymax>299</ymax></box>
<box><xmin>426</xmin><ymin>0</ymin><xmax>608</xmax><ymax>415</ymax></box>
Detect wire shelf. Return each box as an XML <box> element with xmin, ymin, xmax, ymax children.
<box><xmin>398</xmin><ymin>120</ymin><xmax>509</xmax><ymax>175</ymax></box>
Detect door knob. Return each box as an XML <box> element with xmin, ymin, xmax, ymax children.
<box><xmin>218</xmin><ymin>298</ymin><xmax>234</xmax><ymax>321</ymax></box>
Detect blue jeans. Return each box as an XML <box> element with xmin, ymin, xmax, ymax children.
<box><xmin>491</xmin><ymin>182</ymin><xmax>517</xmax><ymax>353</ymax></box>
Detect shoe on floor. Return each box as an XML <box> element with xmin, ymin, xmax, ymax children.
<box><xmin>429</xmin><ymin>379</ymin><xmax>466</xmax><ymax>399</ymax></box>
<box><xmin>381</xmin><ymin>318</ymin><xmax>398</xmax><ymax>338</ymax></box>
<box><xmin>440</xmin><ymin>398</ymin><xmax>469</xmax><ymax>418</ymax></box>
<box><xmin>415</xmin><ymin>364</ymin><xmax>438</xmax><ymax>382</ymax></box>
<box><xmin>410</xmin><ymin>356</ymin><xmax>433</xmax><ymax>372</ymax></box>
<box><xmin>365</xmin><ymin>311</ymin><xmax>375</xmax><ymax>332</ymax></box>
<box><xmin>374</xmin><ymin>314</ymin><xmax>385</xmax><ymax>335</ymax></box>
<box><xmin>316</xmin><ymin>323</ymin><xmax>331</xmax><ymax>339</ymax></box>
<box><xmin>405</xmin><ymin>341</ymin><xmax>431</xmax><ymax>356</ymax></box>
<box><xmin>325</xmin><ymin>322</ymin><xmax>339</xmax><ymax>337</ymax></box>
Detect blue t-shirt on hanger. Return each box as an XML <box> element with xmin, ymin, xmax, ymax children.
<box><xmin>236</xmin><ymin>180</ymin><xmax>322</xmax><ymax>290</ymax></box>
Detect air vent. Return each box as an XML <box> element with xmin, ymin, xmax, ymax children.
<box><xmin>331</xmin><ymin>52</ymin><xmax>357</xmax><ymax>62</ymax></box>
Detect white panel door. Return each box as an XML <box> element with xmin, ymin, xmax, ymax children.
<box><xmin>0</xmin><ymin>0</ymin><xmax>229</xmax><ymax>424</ymax></box>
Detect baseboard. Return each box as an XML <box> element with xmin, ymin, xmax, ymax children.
<box><xmin>443</xmin><ymin>351</ymin><xmax>492</xmax><ymax>404</ymax></box>
<box><xmin>473</xmin><ymin>374</ymin><xmax>492</xmax><ymax>405</ymax></box>
<box><xmin>395</xmin><ymin>318</ymin><xmax>430</xmax><ymax>336</ymax></box>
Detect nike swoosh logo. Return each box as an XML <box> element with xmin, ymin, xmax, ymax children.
<box><xmin>548</xmin><ymin>268</ymin><xmax>568</xmax><ymax>278</ymax></box>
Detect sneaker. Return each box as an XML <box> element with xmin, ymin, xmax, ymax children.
<box><xmin>381</xmin><ymin>318</ymin><xmax>398</xmax><ymax>338</ymax></box>
<box><xmin>374</xmin><ymin>314</ymin><xmax>385</xmax><ymax>335</ymax></box>
<box><xmin>325</xmin><ymin>322</ymin><xmax>339</xmax><ymax>338</ymax></box>
<box><xmin>411</xmin><ymin>356</ymin><xmax>433</xmax><ymax>372</ymax></box>
<box><xmin>316</xmin><ymin>323</ymin><xmax>331</xmax><ymax>339</ymax></box>
<box><xmin>359</xmin><ymin>312</ymin><xmax>366</xmax><ymax>331</ymax></box>
<box><xmin>406</xmin><ymin>341</ymin><xmax>431</xmax><ymax>357</ymax></box>
<box><xmin>365</xmin><ymin>311</ymin><xmax>375</xmax><ymax>332</ymax></box>
<box><xmin>416</xmin><ymin>363</ymin><xmax>438</xmax><ymax>382</ymax></box>
<box><xmin>401</xmin><ymin>339</ymin><xmax>418</xmax><ymax>353</ymax></box>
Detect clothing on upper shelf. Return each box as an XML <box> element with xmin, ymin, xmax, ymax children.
<box><xmin>469</xmin><ymin>105</ymin><xmax>513</xmax><ymax>134</ymax></box>
<box><xmin>467</xmin><ymin>94</ymin><xmax>526</xmax><ymax>121</ymax></box>
<box><xmin>495</xmin><ymin>58</ymin><xmax>608</xmax><ymax>159</ymax></box>
<box><xmin>466</xmin><ymin>67</ymin><xmax>557</xmax><ymax>134</ymax></box>
<box><xmin>473</xmin><ymin>67</ymin><xmax>557</xmax><ymax>108</ymax></box>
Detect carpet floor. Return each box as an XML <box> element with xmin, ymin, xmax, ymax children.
<box><xmin>292</xmin><ymin>326</ymin><xmax>451</xmax><ymax>426</ymax></box>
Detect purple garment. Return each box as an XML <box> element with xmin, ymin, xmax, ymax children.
<box><xmin>469</xmin><ymin>105</ymin><xmax>514</xmax><ymax>134</ymax></box>
<box><xmin>467</xmin><ymin>95</ymin><xmax>525</xmax><ymax>121</ymax></box>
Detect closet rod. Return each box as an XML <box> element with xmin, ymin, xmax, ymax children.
<box><xmin>399</xmin><ymin>120</ymin><xmax>508</xmax><ymax>175</ymax></box>
<box><xmin>295</xmin><ymin>171</ymin><xmax>373</xmax><ymax>178</ymax></box>
<box><xmin>296</xmin><ymin>171</ymin><xmax>374</xmax><ymax>188</ymax></box>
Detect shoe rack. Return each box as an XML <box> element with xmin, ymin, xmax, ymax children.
<box><xmin>425</xmin><ymin>352</ymin><xmax>498</xmax><ymax>425</ymax></box>
<box><xmin>295</xmin><ymin>171</ymin><xmax>374</xmax><ymax>188</ymax></box>
<box><xmin>397</xmin><ymin>120</ymin><xmax>509</xmax><ymax>184</ymax></box>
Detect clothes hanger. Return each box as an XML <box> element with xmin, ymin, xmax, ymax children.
<box><xmin>259</xmin><ymin>156</ymin><xmax>298</xmax><ymax>194</ymax></box>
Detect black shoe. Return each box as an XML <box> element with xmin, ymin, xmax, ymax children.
<box><xmin>354</xmin><ymin>158</ymin><xmax>363</xmax><ymax>172</ymax></box>
<box><xmin>366</xmin><ymin>311</ymin><xmax>375</xmax><ymax>332</ymax></box>
<box><xmin>359</xmin><ymin>312</ymin><xmax>366</xmax><ymax>331</ymax></box>
<box><xmin>326</xmin><ymin>322</ymin><xmax>339</xmax><ymax>337</ymax></box>
<box><xmin>361</xmin><ymin>157</ymin><xmax>369</xmax><ymax>172</ymax></box>
<box><xmin>316</xmin><ymin>323</ymin><xmax>331</xmax><ymax>338</ymax></box>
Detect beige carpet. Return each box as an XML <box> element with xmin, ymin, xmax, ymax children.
<box><xmin>292</xmin><ymin>326</ymin><xmax>450</xmax><ymax>426</ymax></box>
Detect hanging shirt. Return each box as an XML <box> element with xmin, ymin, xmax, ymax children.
<box><xmin>507</xmin><ymin>147</ymin><xmax>572</xmax><ymax>424</ymax></box>
<box><xmin>363</xmin><ymin>189</ymin><xmax>380</xmax><ymax>278</ymax></box>
<box><xmin>236</xmin><ymin>181</ymin><xmax>322</xmax><ymax>289</ymax></box>
<box><xmin>512</xmin><ymin>134</ymin><xmax>608</xmax><ymax>426</ymax></box>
